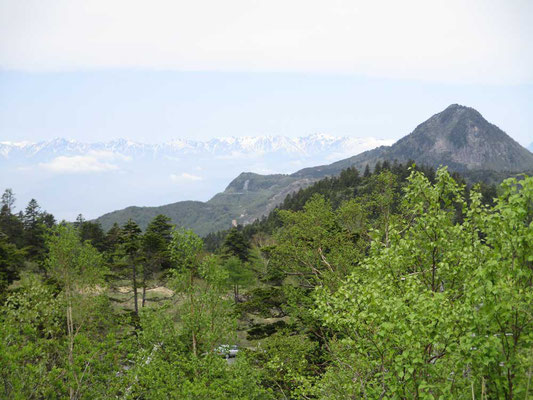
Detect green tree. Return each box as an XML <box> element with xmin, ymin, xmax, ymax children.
<box><xmin>0</xmin><ymin>232</ymin><xmax>24</xmax><ymax>299</ymax></box>
<box><xmin>77</xmin><ymin>218</ymin><xmax>106</xmax><ymax>252</ymax></box>
<box><xmin>46</xmin><ymin>224</ymin><xmax>110</xmax><ymax>399</ymax></box>
<box><xmin>104</xmin><ymin>222</ymin><xmax>122</xmax><ymax>254</ymax></box>
<box><xmin>169</xmin><ymin>228</ymin><xmax>234</xmax><ymax>357</ymax></box>
<box><xmin>314</xmin><ymin>168</ymin><xmax>533</xmax><ymax>399</ymax></box>
<box><xmin>0</xmin><ymin>274</ymin><xmax>64</xmax><ymax>398</ymax></box>
<box><xmin>121</xmin><ymin>308</ymin><xmax>272</xmax><ymax>399</ymax></box>
<box><xmin>120</xmin><ymin>219</ymin><xmax>142</xmax><ymax>315</ymax></box>
<box><xmin>222</xmin><ymin>227</ymin><xmax>251</xmax><ymax>263</ymax></box>
<box><xmin>140</xmin><ymin>215</ymin><xmax>173</xmax><ymax>307</ymax></box>
<box><xmin>270</xmin><ymin>194</ymin><xmax>358</xmax><ymax>290</ymax></box>
<box><xmin>1</xmin><ymin>189</ymin><xmax>15</xmax><ymax>215</ymax></box>
<box><xmin>224</xmin><ymin>256</ymin><xmax>254</xmax><ymax>303</ymax></box>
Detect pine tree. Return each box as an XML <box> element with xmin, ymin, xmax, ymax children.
<box><xmin>104</xmin><ymin>223</ymin><xmax>122</xmax><ymax>253</ymax></box>
<box><xmin>222</xmin><ymin>227</ymin><xmax>251</xmax><ymax>263</ymax></box>
<box><xmin>1</xmin><ymin>189</ymin><xmax>15</xmax><ymax>215</ymax></box>
<box><xmin>363</xmin><ymin>164</ymin><xmax>371</xmax><ymax>177</ymax></box>
<box><xmin>22</xmin><ymin>199</ymin><xmax>47</xmax><ymax>261</ymax></box>
<box><xmin>120</xmin><ymin>219</ymin><xmax>142</xmax><ymax>315</ymax></box>
<box><xmin>140</xmin><ymin>215</ymin><xmax>173</xmax><ymax>306</ymax></box>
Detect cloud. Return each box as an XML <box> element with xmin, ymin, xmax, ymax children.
<box><xmin>1</xmin><ymin>0</ymin><xmax>532</xmax><ymax>84</ymax></box>
<box><xmin>39</xmin><ymin>151</ymin><xmax>130</xmax><ymax>173</ymax></box>
<box><xmin>170</xmin><ymin>172</ymin><xmax>203</xmax><ymax>182</ymax></box>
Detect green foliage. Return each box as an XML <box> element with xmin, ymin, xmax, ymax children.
<box><xmin>120</xmin><ymin>219</ymin><xmax>142</xmax><ymax>256</ymax></box>
<box><xmin>238</xmin><ymin>286</ymin><xmax>286</xmax><ymax>318</ymax></box>
<box><xmin>123</xmin><ymin>311</ymin><xmax>272</xmax><ymax>399</ymax></box>
<box><xmin>169</xmin><ymin>227</ymin><xmax>204</xmax><ymax>273</ymax></box>
<box><xmin>270</xmin><ymin>194</ymin><xmax>359</xmax><ymax>290</ymax></box>
<box><xmin>314</xmin><ymin>168</ymin><xmax>533</xmax><ymax>398</ymax></box>
<box><xmin>46</xmin><ymin>224</ymin><xmax>107</xmax><ymax>289</ymax></box>
<box><xmin>0</xmin><ymin>274</ymin><xmax>64</xmax><ymax>398</ymax></box>
<box><xmin>0</xmin><ymin>168</ymin><xmax>530</xmax><ymax>398</ymax></box>
<box><xmin>247</xmin><ymin>331</ymin><xmax>319</xmax><ymax>398</ymax></box>
<box><xmin>45</xmin><ymin>224</ymin><xmax>116</xmax><ymax>399</ymax></box>
<box><xmin>223</xmin><ymin>256</ymin><xmax>255</xmax><ymax>302</ymax></box>
<box><xmin>0</xmin><ymin>232</ymin><xmax>24</xmax><ymax>298</ymax></box>
<box><xmin>222</xmin><ymin>227</ymin><xmax>252</xmax><ymax>262</ymax></box>
<box><xmin>169</xmin><ymin>230</ymin><xmax>235</xmax><ymax>357</ymax></box>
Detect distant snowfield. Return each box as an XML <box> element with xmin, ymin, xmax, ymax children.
<box><xmin>0</xmin><ymin>134</ymin><xmax>393</xmax><ymax>221</ymax></box>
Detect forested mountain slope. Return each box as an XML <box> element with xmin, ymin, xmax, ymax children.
<box><xmin>204</xmin><ymin>162</ymin><xmax>499</xmax><ymax>250</ymax></box>
<box><xmin>96</xmin><ymin>104</ymin><xmax>533</xmax><ymax>234</ymax></box>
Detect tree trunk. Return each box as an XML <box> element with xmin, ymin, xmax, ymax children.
<box><xmin>142</xmin><ymin>265</ymin><xmax>147</xmax><ymax>308</ymax></box>
<box><xmin>132</xmin><ymin>260</ymin><xmax>138</xmax><ymax>315</ymax></box>
<box><xmin>67</xmin><ymin>295</ymin><xmax>75</xmax><ymax>400</ymax></box>
<box><xmin>190</xmin><ymin>272</ymin><xmax>197</xmax><ymax>356</ymax></box>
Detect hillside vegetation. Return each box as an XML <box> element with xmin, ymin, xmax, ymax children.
<box><xmin>2</xmin><ymin>164</ymin><xmax>532</xmax><ymax>399</ymax></box>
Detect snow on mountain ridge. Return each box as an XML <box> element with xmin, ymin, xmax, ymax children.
<box><xmin>0</xmin><ymin>135</ymin><xmax>393</xmax><ymax>160</ymax></box>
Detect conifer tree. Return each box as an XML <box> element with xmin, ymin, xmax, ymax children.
<box><xmin>222</xmin><ymin>227</ymin><xmax>251</xmax><ymax>262</ymax></box>
<box><xmin>120</xmin><ymin>219</ymin><xmax>142</xmax><ymax>315</ymax></box>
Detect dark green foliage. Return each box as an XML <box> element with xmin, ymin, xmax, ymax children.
<box><xmin>0</xmin><ymin>232</ymin><xmax>23</xmax><ymax>299</ymax></box>
<box><xmin>78</xmin><ymin>219</ymin><xmax>106</xmax><ymax>251</ymax></box>
<box><xmin>120</xmin><ymin>219</ymin><xmax>142</xmax><ymax>254</ymax></box>
<box><xmin>104</xmin><ymin>222</ymin><xmax>121</xmax><ymax>253</ymax></box>
<box><xmin>120</xmin><ymin>219</ymin><xmax>142</xmax><ymax>314</ymax></box>
<box><xmin>246</xmin><ymin>320</ymin><xmax>287</xmax><ymax>340</ymax></box>
<box><xmin>222</xmin><ymin>227</ymin><xmax>251</xmax><ymax>262</ymax></box>
<box><xmin>238</xmin><ymin>286</ymin><xmax>286</xmax><ymax>318</ymax></box>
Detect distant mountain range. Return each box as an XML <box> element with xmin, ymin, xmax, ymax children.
<box><xmin>95</xmin><ymin>104</ymin><xmax>533</xmax><ymax>234</ymax></box>
<box><xmin>0</xmin><ymin>134</ymin><xmax>390</xmax><ymax>161</ymax></box>
<box><xmin>0</xmin><ymin>134</ymin><xmax>392</xmax><ymax>222</ymax></box>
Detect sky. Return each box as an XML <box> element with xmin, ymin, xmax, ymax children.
<box><xmin>1</xmin><ymin>0</ymin><xmax>532</xmax><ymax>146</ymax></box>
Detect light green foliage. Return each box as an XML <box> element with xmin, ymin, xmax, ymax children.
<box><xmin>270</xmin><ymin>194</ymin><xmax>359</xmax><ymax>290</ymax></box>
<box><xmin>224</xmin><ymin>255</ymin><xmax>255</xmax><ymax>302</ymax></box>
<box><xmin>0</xmin><ymin>226</ymin><xmax>119</xmax><ymax>399</ymax></box>
<box><xmin>47</xmin><ymin>224</ymin><xmax>106</xmax><ymax>289</ymax></box>
<box><xmin>169</xmin><ymin>229</ymin><xmax>235</xmax><ymax>356</ymax></box>
<box><xmin>169</xmin><ymin>227</ymin><xmax>203</xmax><ymax>273</ymax></box>
<box><xmin>120</xmin><ymin>309</ymin><xmax>272</xmax><ymax>400</ymax></box>
<box><xmin>0</xmin><ymin>274</ymin><xmax>63</xmax><ymax>398</ymax></box>
<box><xmin>247</xmin><ymin>331</ymin><xmax>319</xmax><ymax>399</ymax></box>
<box><xmin>314</xmin><ymin>168</ymin><xmax>533</xmax><ymax>399</ymax></box>
<box><xmin>46</xmin><ymin>224</ymin><xmax>116</xmax><ymax>399</ymax></box>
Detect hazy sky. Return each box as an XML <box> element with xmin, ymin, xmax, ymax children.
<box><xmin>1</xmin><ymin>0</ymin><xmax>532</xmax><ymax>145</ymax></box>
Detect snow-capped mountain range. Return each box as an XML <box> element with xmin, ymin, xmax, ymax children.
<box><xmin>0</xmin><ymin>134</ymin><xmax>393</xmax><ymax>221</ymax></box>
<box><xmin>0</xmin><ymin>134</ymin><xmax>391</xmax><ymax>160</ymax></box>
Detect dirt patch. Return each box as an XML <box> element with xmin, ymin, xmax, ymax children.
<box><xmin>147</xmin><ymin>286</ymin><xmax>174</xmax><ymax>296</ymax></box>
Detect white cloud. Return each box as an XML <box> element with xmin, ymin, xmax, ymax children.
<box><xmin>39</xmin><ymin>151</ymin><xmax>130</xmax><ymax>173</ymax></box>
<box><xmin>170</xmin><ymin>172</ymin><xmax>203</xmax><ymax>182</ymax></box>
<box><xmin>1</xmin><ymin>0</ymin><xmax>531</xmax><ymax>84</ymax></box>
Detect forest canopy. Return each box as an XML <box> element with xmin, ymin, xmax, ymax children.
<box><xmin>0</xmin><ymin>166</ymin><xmax>532</xmax><ymax>399</ymax></box>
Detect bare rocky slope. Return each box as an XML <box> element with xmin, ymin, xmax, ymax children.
<box><xmin>95</xmin><ymin>104</ymin><xmax>533</xmax><ymax>234</ymax></box>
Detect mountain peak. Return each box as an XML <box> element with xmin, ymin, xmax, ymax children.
<box><xmin>302</xmin><ymin>105</ymin><xmax>533</xmax><ymax>177</ymax></box>
<box><xmin>438</xmin><ymin>103</ymin><xmax>484</xmax><ymax>121</ymax></box>
<box><xmin>375</xmin><ymin>105</ymin><xmax>533</xmax><ymax>172</ymax></box>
